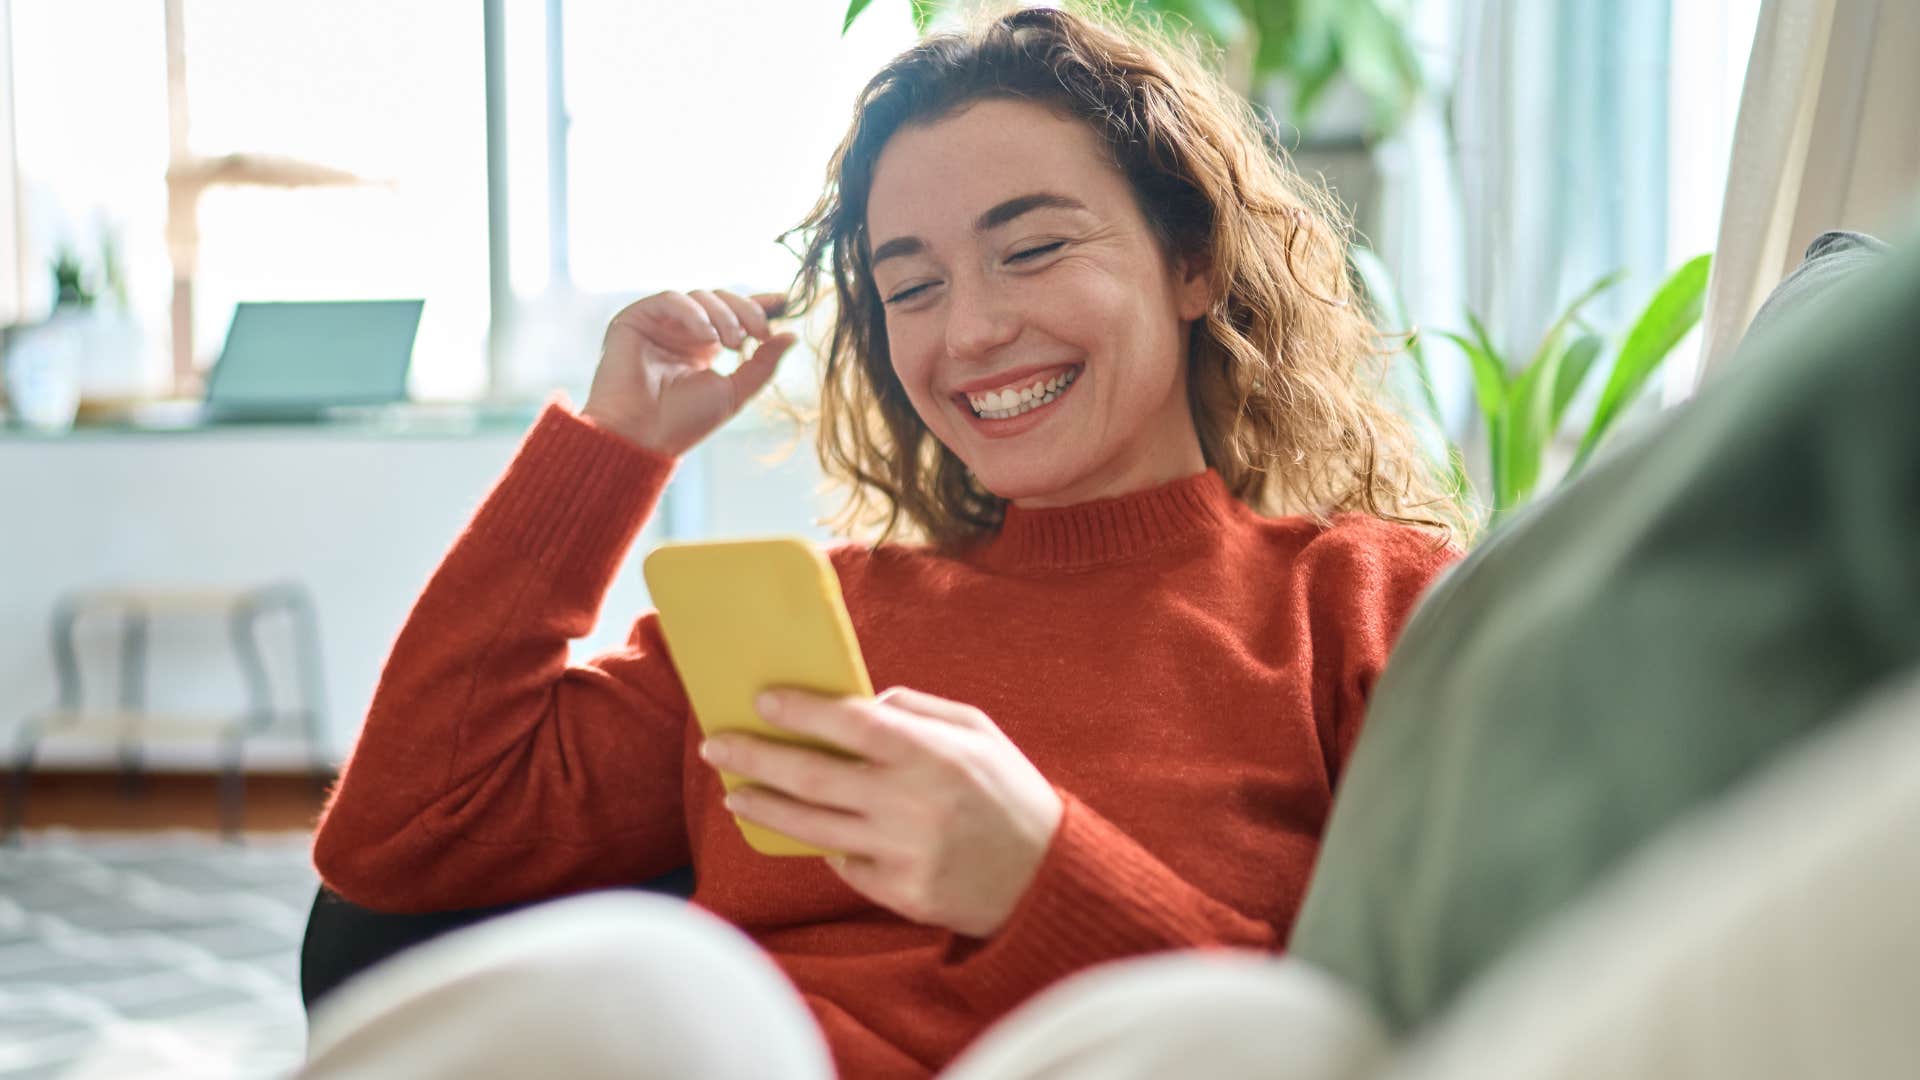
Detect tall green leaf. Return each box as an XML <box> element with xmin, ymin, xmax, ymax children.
<box><xmin>1439</xmin><ymin>330</ymin><xmax>1506</xmax><ymax>432</ymax></box>
<box><xmin>1550</xmin><ymin>333</ymin><xmax>1605</xmax><ymax>430</ymax></box>
<box><xmin>1491</xmin><ymin>270</ymin><xmax>1619</xmax><ymax>512</ymax></box>
<box><xmin>1463</xmin><ymin>309</ymin><xmax>1500</xmax><ymax>371</ymax></box>
<box><xmin>1573</xmin><ymin>253</ymin><xmax>1712</xmax><ymax>470</ymax></box>
<box><xmin>1439</xmin><ymin>329</ymin><xmax>1508</xmax><ymax>509</ymax></box>
<box><xmin>1500</xmin><ymin>340</ymin><xmax>1566</xmax><ymax>511</ymax></box>
<box><xmin>842</xmin><ymin>0</ymin><xmax>877</xmax><ymax>35</ymax></box>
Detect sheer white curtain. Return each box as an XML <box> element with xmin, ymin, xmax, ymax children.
<box><xmin>1693</xmin><ymin>0</ymin><xmax>1920</xmax><ymax>384</ymax></box>
<box><xmin>1367</xmin><ymin>0</ymin><xmax>1471</xmax><ymax>433</ymax></box>
<box><xmin>1375</xmin><ymin>0</ymin><xmax>1676</xmax><ymax>443</ymax></box>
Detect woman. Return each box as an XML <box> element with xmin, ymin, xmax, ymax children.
<box><xmin>307</xmin><ymin>8</ymin><xmax>1463</xmax><ymax>1078</ymax></box>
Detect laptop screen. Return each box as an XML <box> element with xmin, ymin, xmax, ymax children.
<box><xmin>204</xmin><ymin>300</ymin><xmax>423</xmax><ymax>408</ymax></box>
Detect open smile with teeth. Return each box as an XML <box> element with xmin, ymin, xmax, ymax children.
<box><xmin>965</xmin><ymin>367</ymin><xmax>1080</xmax><ymax>420</ymax></box>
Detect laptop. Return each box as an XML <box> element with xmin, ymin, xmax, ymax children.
<box><xmin>194</xmin><ymin>299</ymin><xmax>423</xmax><ymax>424</ymax></box>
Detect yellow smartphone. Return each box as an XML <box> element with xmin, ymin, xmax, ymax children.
<box><xmin>642</xmin><ymin>537</ymin><xmax>874</xmax><ymax>857</ymax></box>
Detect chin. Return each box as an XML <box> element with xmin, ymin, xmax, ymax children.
<box><xmin>966</xmin><ymin>457</ymin><xmax>1090</xmax><ymax>505</ymax></box>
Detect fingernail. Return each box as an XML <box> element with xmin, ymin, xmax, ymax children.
<box><xmin>756</xmin><ymin>692</ymin><xmax>780</xmax><ymax>718</ymax></box>
<box><xmin>699</xmin><ymin>739</ymin><xmax>723</xmax><ymax>764</ymax></box>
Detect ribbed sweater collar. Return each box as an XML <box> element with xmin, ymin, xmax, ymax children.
<box><xmin>972</xmin><ymin>469</ymin><xmax>1237</xmax><ymax>572</ymax></box>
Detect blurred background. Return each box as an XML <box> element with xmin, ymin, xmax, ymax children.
<box><xmin>2</xmin><ymin>0</ymin><xmax>1916</xmax><ymax>1075</ymax></box>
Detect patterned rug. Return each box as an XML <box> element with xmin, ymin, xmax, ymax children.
<box><xmin>0</xmin><ymin>829</ymin><xmax>316</xmax><ymax>1079</ymax></box>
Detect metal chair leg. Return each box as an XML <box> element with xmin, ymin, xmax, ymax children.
<box><xmin>286</xmin><ymin>585</ymin><xmax>334</xmax><ymax>799</ymax></box>
<box><xmin>10</xmin><ymin>594</ymin><xmax>90</xmax><ymax>839</ymax></box>
<box><xmin>218</xmin><ymin>734</ymin><xmax>246</xmax><ymax>841</ymax></box>
<box><xmin>117</xmin><ymin>608</ymin><xmax>150</xmax><ymax>799</ymax></box>
<box><xmin>4</xmin><ymin>725</ymin><xmax>43</xmax><ymax>842</ymax></box>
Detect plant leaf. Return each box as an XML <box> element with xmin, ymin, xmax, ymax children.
<box><xmin>1488</xmin><ymin>270</ymin><xmax>1620</xmax><ymax>513</ymax></box>
<box><xmin>1574</xmin><ymin>253</ymin><xmax>1712</xmax><ymax>470</ymax></box>
<box><xmin>1463</xmin><ymin>309</ymin><xmax>1499</xmax><ymax>369</ymax></box>
<box><xmin>1550</xmin><ymin>333</ymin><xmax>1605</xmax><ymax>430</ymax></box>
<box><xmin>909</xmin><ymin>0</ymin><xmax>937</xmax><ymax>33</ymax></box>
<box><xmin>1439</xmin><ymin>328</ymin><xmax>1509</xmax><ymax>511</ymax></box>
<box><xmin>1334</xmin><ymin>1</ymin><xmax>1418</xmax><ymax>135</ymax></box>
<box><xmin>1154</xmin><ymin>0</ymin><xmax>1251</xmax><ymax>47</ymax></box>
<box><xmin>842</xmin><ymin>0</ymin><xmax>876</xmax><ymax>35</ymax></box>
<box><xmin>1500</xmin><ymin>337</ymin><xmax>1565</xmax><ymax>511</ymax></box>
<box><xmin>1257</xmin><ymin>0</ymin><xmax>1335</xmax><ymax>108</ymax></box>
<box><xmin>1288</xmin><ymin>60</ymin><xmax>1343</xmax><ymax>127</ymax></box>
<box><xmin>1486</xmin><ymin>408</ymin><xmax>1508</xmax><ymax>518</ymax></box>
<box><xmin>1535</xmin><ymin>268</ymin><xmax>1627</xmax><ymax>366</ymax></box>
<box><xmin>1437</xmin><ymin>330</ymin><xmax>1505</xmax><ymax>430</ymax></box>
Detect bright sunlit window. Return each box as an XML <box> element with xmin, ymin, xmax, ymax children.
<box><xmin>182</xmin><ymin>0</ymin><xmax>490</xmax><ymax>402</ymax></box>
<box><xmin>496</xmin><ymin>0</ymin><xmax>919</xmax><ymax>400</ymax></box>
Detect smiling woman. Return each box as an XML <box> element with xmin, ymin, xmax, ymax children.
<box><xmin>789</xmin><ymin>7</ymin><xmax>1467</xmax><ymax>543</ymax></box>
<box><xmin>859</xmin><ymin>104</ymin><xmax>1215</xmax><ymax>509</ymax></box>
<box><xmin>307</xmin><ymin>7</ymin><xmax>1463</xmax><ymax>1080</ymax></box>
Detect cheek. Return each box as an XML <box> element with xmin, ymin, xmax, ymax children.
<box><xmin>885</xmin><ymin>325</ymin><xmax>945</xmax><ymax>416</ymax></box>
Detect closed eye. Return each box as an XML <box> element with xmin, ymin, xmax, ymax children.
<box><xmin>1010</xmin><ymin>241</ymin><xmax>1066</xmax><ymax>262</ymax></box>
<box><xmin>884</xmin><ymin>282</ymin><xmax>933</xmax><ymax>305</ymax></box>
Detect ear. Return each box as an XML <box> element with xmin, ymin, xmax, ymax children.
<box><xmin>1172</xmin><ymin>253</ymin><xmax>1213</xmax><ymax>322</ymax></box>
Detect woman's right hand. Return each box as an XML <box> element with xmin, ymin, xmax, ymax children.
<box><xmin>581</xmin><ymin>288</ymin><xmax>796</xmax><ymax>456</ymax></box>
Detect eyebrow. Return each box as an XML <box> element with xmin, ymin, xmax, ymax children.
<box><xmin>869</xmin><ymin>191</ymin><xmax>1091</xmax><ymax>267</ymax></box>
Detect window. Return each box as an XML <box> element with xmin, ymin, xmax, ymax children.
<box><xmin>495</xmin><ymin>0</ymin><xmax>918</xmax><ymax>404</ymax></box>
<box><xmin>9</xmin><ymin>1</ymin><xmax>488</xmax><ymax>402</ymax></box>
<box><xmin>9</xmin><ymin>0</ymin><xmax>169</xmax><ymax>392</ymax></box>
<box><xmin>181</xmin><ymin>0</ymin><xmax>489</xmax><ymax>402</ymax></box>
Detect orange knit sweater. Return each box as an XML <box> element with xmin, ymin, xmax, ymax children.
<box><xmin>313</xmin><ymin>400</ymin><xmax>1454</xmax><ymax>1077</ymax></box>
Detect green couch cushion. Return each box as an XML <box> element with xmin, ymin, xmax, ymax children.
<box><xmin>1290</xmin><ymin>235</ymin><xmax>1920</xmax><ymax>1036</ymax></box>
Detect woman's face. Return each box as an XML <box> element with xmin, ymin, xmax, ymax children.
<box><xmin>865</xmin><ymin>98</ymin><xmax>1212</xmax><ymax>508</ymax></box>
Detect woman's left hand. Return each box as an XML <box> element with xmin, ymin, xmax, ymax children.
<box><xmin>699</xmin><ymin>686</ymin><xmax>1064</xmax><ymax>939</ymax></box>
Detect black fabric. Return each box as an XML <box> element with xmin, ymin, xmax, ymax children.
<box><xmin>300</xmin><ymin>866</ymin><xmax>697</xmax><ymax>1015</ymax></box>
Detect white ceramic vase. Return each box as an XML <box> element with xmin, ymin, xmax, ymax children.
<box><xmin>3</xmin><ymin>310</ymin><xmax>86</xmax><ymax>431</ymax></box>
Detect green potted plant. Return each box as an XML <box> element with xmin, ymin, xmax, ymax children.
<box><xmin>1356</xmin><ymin>248</ymin><xmax>1713</xmax><ymax>527</ymax></box>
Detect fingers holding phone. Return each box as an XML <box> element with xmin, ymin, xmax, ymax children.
<box><xmin>703</xmin><ymin>687</ymin><xmax>1064</xmax><ymax>939</ymax></box>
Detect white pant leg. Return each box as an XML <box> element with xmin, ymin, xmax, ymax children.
<box><xmin>302</xmin><ymin>891</ymin><xmax>834</xmax><ymax>1080</ymax></box>
<box><xmin>940</xmin><ymin>950</ymin><xmax>1389</xmax><ymax>1080</ymax></box>
<box><xmin>1392</xmin><ymin>672</ymin><xmax>1920</xmax><ymax>1080</ymax></box>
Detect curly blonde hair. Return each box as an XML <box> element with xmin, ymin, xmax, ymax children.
<box><xmin>784</xmin><ymin>5</ymin><xmax>1469</xmax><ymax>548</ymax></box>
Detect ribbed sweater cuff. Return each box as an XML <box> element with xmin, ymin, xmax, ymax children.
<box><xmin>941</xmin><ymin>790</ymin><xmax>1213</xmax><ymax>1011</ymax></box>
<box><xmin>470</xmin><ymin>395</ymin><xmax>678</xmax><ymax>580</ymax></box>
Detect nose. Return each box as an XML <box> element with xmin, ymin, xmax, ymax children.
<box><xmin>943</xmin><ymin>275</ymin><xmax>1021</xmax><ymax>363</ymax></box>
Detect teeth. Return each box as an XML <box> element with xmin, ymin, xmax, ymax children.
<box><xmin>968</xmin><ymin>368</ymin><xmax>1078</xmax><ymax>420</ymax></box>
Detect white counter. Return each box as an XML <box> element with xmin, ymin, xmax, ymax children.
<box><xmin>0</xmin><ymin>413</ymin><xmax>830</xmax><ymax>771</ymax></box>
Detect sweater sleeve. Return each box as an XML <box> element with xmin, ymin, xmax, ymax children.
<box><xmin>1303</xmin><ymin>516</ymin><xmax>1459</xmax><ymax>781</ymax></box>
<box><xmin>938</xmin><ymin>788</ymin><xmax>1282</xmax><ymax>1014</ymax></box>
<box><xmin>312</xmin><ymin>398</ymin><xmax>696</xmax><ymax>913</ymax></box>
